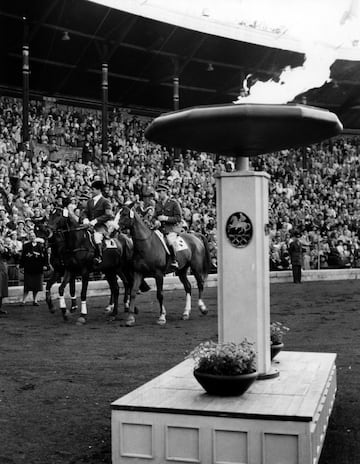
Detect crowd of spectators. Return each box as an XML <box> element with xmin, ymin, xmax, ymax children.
<box><xmin>1</xmin><ymin>95</ymin><xmax>360</xmax><ymax>284</ymax></box>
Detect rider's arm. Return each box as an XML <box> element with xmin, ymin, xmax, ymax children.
<box><xmin>81</xmin><ymin>200</ymin><xmax>91</xmax><ymax>224</ymax></box>
<box><xmin>90</xmin><ymin>199</ymin><xmax>114</xmax><ymax>226</ymax></box>
<box><xmin>152</xmin><ymin>203</ymin><xmax>162</xmax><ymax>229</ymax></box>
<box><xmin>67</xmin><ymin>204</ymin><xmax>79</xmax><ymax>224</ymax></box>
<box><xmin>160</xmin><ymin>200</ymin><xmax>182</xmax><ymax>225</ymax></box>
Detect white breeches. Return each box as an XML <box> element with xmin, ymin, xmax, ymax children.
<box><xmin>94</xmin><ymin>231</ymin><xmax>103</xmax><ymax>244</ymax></box>
<box><xmin>166</xmin><ymin>232</ymin><xmax>177</xmax><ymax>246</ymax></box>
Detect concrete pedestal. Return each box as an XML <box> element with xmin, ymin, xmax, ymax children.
<box><xmin>216</xmin><ymin>171</ymin><xmax>271</xmax><ymax>375</ymax></box>
<box><xmin>112</xmin><ymin>351</ymin><xmax>336</xmax><ymax>464</ymax></box>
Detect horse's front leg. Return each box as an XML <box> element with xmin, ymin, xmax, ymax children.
<box><xmin>177</xmin><ymin>271</ymin><xmax>192</xmax><ymax>320</ymax></box>
<box><xmin>59</xmin><ymin>271</ymin><xmax>72</xmax><ymax>321</ymax></box>
<box><xmin>69</xmin><ymin>274</ymin><xmax>78</xmax><ymax>313</ymax></box>
<box><xmin>117</xmin><ymin>270</ymin><xmax>130</xmax><ymax>313</ymax></box>
<box><xmin>193</xmin><ymin>271</ymin><xmax>208</xmax><ymax>315</ymax></box>
<box><xmin>77</xmin><ymin>272</ymin><xmax>90</xmax><ymax>325</ymax></box>
<box><xmin>105</xmin><ymin>292</ymin><xmax>114</xmax><ymax>314</ymax></box>
<box><xmin>45</xmin><ymin>268</ymin><xmax>57</xmax><ymax>314</ymax></box>
<box><xmin>155</xmin><ymin>274</ymin><xmax>166</xmax><ymax>325</ymax></box>
<box><xmin>125</xmin><ymin>272</ymin><xmax>142</xmax><ymax>327</ymax></box>
<box><xmin>105</xmin><ymin>272</ymin><xmax>119</xmax><ymax>320</ymax></box>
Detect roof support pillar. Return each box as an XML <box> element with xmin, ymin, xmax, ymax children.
<box><xmin>101</xmin><ymin>61</ymin><xmax>109</xmax><ymax>155</ymax></box>
<box><xmin>22</xmin><ymin>17</ymin><xmax>30</xmax><ymax>144</ymax></box>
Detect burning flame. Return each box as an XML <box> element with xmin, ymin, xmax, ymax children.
<box><xmin>234</xmin><ymin>0</ymin><xmax>360</xmax><ymax>104</ymax></box>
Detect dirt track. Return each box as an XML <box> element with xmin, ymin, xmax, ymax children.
<box><xmin>1</xmin><ymin>281</ymin><xmax>360</xmax><ymax>463</ymax></box>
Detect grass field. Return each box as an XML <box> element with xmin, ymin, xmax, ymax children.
<box><xmin>0</xmin><ymin>280</ymin><xmax>359</xmax><ymax>463</ymax></box>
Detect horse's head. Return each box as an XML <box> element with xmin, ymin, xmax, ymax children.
<box><xmin>66</xmin><ymin>226</ymin><xmax>89</xmax><ymax>248</ymax></box>
<box><xmin>118</xmin><ymin>206</ymin><xmax>135</xmax><ymax>230</ymax></box>
<box><xmin>48</xmin><ymin>209</ymin><xmax>63</xmax><ymax>231</ymax></box>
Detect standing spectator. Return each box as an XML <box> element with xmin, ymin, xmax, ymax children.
<box><xmin>0</xmin><ymin>240</ymin><xmax>10</xmax><ymax>315</ymax></box>
<box><xmin>288</xmin><ymin>231</ymin><xmax>304</xmax><ymax>284</ymax></box>
<box><xmin>19</xmin><ymin>230</ymin><xmax>48</xmax><ymax>306</ymax></box>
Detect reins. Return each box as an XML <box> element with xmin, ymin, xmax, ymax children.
<box><xmin>57</xmin><ymin>225</ymin><xmax>89</xmax><ymax>233</ymax></box>
<box><xmin>51</xmin><ymin>224</ymin><xmax>93</xmax><ymax>254</ymax></box>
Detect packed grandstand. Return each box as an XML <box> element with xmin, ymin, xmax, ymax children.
<box><xmin>0</xmin><ymin>95</ymin><xmax>359</xmax><ymax>286</ymax></box>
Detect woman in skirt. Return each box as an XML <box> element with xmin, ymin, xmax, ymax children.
<box><xmin>20</xmin><ymin>230</ymin><xmax>48</xmax><ymax>306</ymax></box>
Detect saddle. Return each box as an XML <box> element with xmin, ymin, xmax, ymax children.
<box><xmin>154</xmin><ymin>230</ymin><xmax>188</xmax><ymax>254</ymax></box>
<box><xmin>87</xmin><ymin>230</ymin><xmax>117</xmax><ymax>250</ymax></box>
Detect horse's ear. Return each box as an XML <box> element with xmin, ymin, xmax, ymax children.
<box><xmin>129</xmin><ymin>209</ymin><xmax>134</xmax><ymax>219</ymax></box>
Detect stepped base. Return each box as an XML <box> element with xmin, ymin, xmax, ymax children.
<box><xmin>111</xmin><ymin>351</ymin><xmax>336</xmax><ymax>464</ymax></box>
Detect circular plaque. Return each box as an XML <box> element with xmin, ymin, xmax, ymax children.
<box><xmin>225</xmin><ymin>212</ymin><xmax>253</xmax><ymax>248</ymax></box>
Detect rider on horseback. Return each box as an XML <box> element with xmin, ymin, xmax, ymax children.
<box><xmin>81</xmin><ymin>178</ymin><xmax>114</xmax><ymax>265</ymax></box>
<box><xmin>153</xmin><ymin>182</ymin><xmax>182</xmax><ymax>271</ymax></box>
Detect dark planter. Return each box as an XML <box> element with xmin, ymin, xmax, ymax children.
<box><xmin>271</xmin><ymin>342</ymin><xmax>284</xmax><ymax>360</ymax></box>
<box><xmin>193</xmin><ymin>369</ymin><xmax>258</xmax><ymax>396</ymax></box>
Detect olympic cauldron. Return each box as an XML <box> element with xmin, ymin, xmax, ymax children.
<box><xmin>145</xmin><ymin>103</ymin><xmax>342</xmax><ymax>376</ymax></box>
<box><xmin>111</xmin><ymin>104</ymin><xmax>342</xmax><ymax>464</ymax></box>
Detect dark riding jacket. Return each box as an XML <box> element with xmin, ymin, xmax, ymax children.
<box><xmin>81</xmin><ymin>196</ymin><xmax>113</xmax><ymax>226</ymax></box>
<box><xmin>154</xmin><ymin>197</ymin><xmax>182</xmax><ymax>234</ymax></box>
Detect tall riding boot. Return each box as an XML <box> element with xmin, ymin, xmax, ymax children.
<box><xmin>168</xmin><ymin>244</ymin><xmax>179</xmax><ymax>270</ymax></box>
<box><xmin>93</xmin><ymin>243</ymin><xmax>103</xmax><ymax>265</ymax></box>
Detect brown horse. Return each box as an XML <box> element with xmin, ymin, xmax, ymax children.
<box><xmin>118</xmin><ymin>206</ymin><xmax>211</xmax><ymax>326</ymax></box>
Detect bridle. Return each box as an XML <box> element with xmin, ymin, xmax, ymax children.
<box><xmin>121</xmin><ymin>207</ymin><xmax>152</xmax><ymax>241</ymax></box>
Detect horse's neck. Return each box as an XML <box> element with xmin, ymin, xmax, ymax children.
<box><xmin>68</xmin><ymin>230</ymin><xmax>86</xmax><ymax>249</ymax></box>
<box><xmin>132</xmin><ymin>213</ymin><xmax>152</xmax><ymax>242</ymax></box>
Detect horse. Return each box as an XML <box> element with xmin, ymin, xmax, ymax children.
<box><xmin>117</xmin><ymin>206</ymin><xmax>211</xmax><ymax>326</ymax></box>
<box><xmin>45</xmin><ymin>233</ymin><xmax>78</xmax><ymax>321</ymax></box>
<box><xmin>55</xmin><ymin>224</ymin><xmax>136</xmax><ymax>324</ymax></box>
<box><xmin>46</xmin><ymin>211</ymin><xmax>135</xmax><ymax>324</ymax></box>
<box><xmin>33</xmin><ymin>213</ymin><xmax>78</xmax><ymax>321</ymax></box>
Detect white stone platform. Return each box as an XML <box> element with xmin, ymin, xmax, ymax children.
<box><xmin>111</xmin><ymin>351</ymin><xmax>336</xmax><ymax>464</ymax></box>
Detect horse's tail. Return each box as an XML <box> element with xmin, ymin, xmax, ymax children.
<box><xmin>196</xmin><ymin>233</ymin><xmax>212</xmax><ymax>277</ymax></box>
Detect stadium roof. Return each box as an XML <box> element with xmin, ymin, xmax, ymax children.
<box><xmin>2</xmin><ymin>0</ymin><xmax>360</xmax><ymax>129</ymax></box>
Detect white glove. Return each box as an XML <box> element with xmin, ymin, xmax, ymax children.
<box><xmin>157</xmin><ymin>215</ymin><xmax>168</xmax><ymax>222</ymax></box>
<box><xmin>90</xmin><ymin>219</ymin><xmax>97</xmax><ymax>226</ymax></box>
<box><xmin>83</xmin><ymin>218</ymin><xmax>90</xmax><ymax>225</ymax></box>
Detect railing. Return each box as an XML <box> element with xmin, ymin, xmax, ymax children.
<box><xmin>6</xmin><ymin>264</ymin><xmax>104</xmax><ymax>287</ymax></box>
<box><xmin>7</xmin><ymin>255</ymin><xmax>359</xmax><ymax>287</ymax></box>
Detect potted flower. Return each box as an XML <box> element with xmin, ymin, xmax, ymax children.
<box><xmin>187</xmin><ymin>339</ymin><xmax>258</xmax><ymax>396</ymax></box>
<box><xmin>270</xmin><ymin>321</ymin><xmax>290</xmax><ymax>360</ymax></box>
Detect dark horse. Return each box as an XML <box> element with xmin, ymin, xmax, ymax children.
<box><xmin>45</xmin><ymin>229</ymin><xmax>78</xmax><ymax>321</ymax></box>
<box><xmin>118</xmin><ymin>206</ymin><xmax>211</xmax><ymax>326</ymax></box>
<box><xmin>33</xmin><ymin>214</ymin><xmax>78</xmax><ymax>320</ymax></box>
<box><xmin>47</xmin><ymin>211</ymin><xmax>134</xmax><ymax>324</ymax></box>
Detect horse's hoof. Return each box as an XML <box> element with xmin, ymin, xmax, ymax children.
<box><xmin>76</xmin><ymin>316</ymin><xmax>87</xmax><ymax>325</ymax></box>
<box><xmin>48</xmin><ymin>306</ymin><xmax>56</xmax><ymax>314</ymax></box>
<box><xmin>107</xmin><ymin>310</ymin><xmax>119</xmax><ymax>319</ymax></box>
<box><xmin>61</xmin><ymin>308</ymin><xmax>70</xmax><ymax>321</ymax></box>
<box><xmin>182</xmin><ymin>313</ymin><xmax>190</xmax><ymax>321</ymax></box>
<box><xmin>157</xmin><ymin>318</ymin><xmax>166</xmax><ymax>326</ymax></box>
<box><xmin>198</xmin><ymin>305</ymin><xmax>208</xmax><ymax>315</ymax></box>
<box><xmin>70</xmin><ymin>305</ymin><xmax>78</xmax><ymax>314</ymax></box>
<box><xmin>105</xmin><ymin>304</ymin><xmax>114</xmax><ymax>314</ymax></box>
<box><xmin>134</xmin><ymin>306</ymin><xmax>139</xmax><ymax>315</ymax></box>
<box><xmin>125</xmin><ymin>315</ymin><xmax>136</xmax><ymax>327</ymax></box>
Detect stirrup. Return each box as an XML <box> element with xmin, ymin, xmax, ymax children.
<box><xmin>169</xmin><ymin>260</ymin><xmax>179</xmax><ymax>270</ymax></box>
